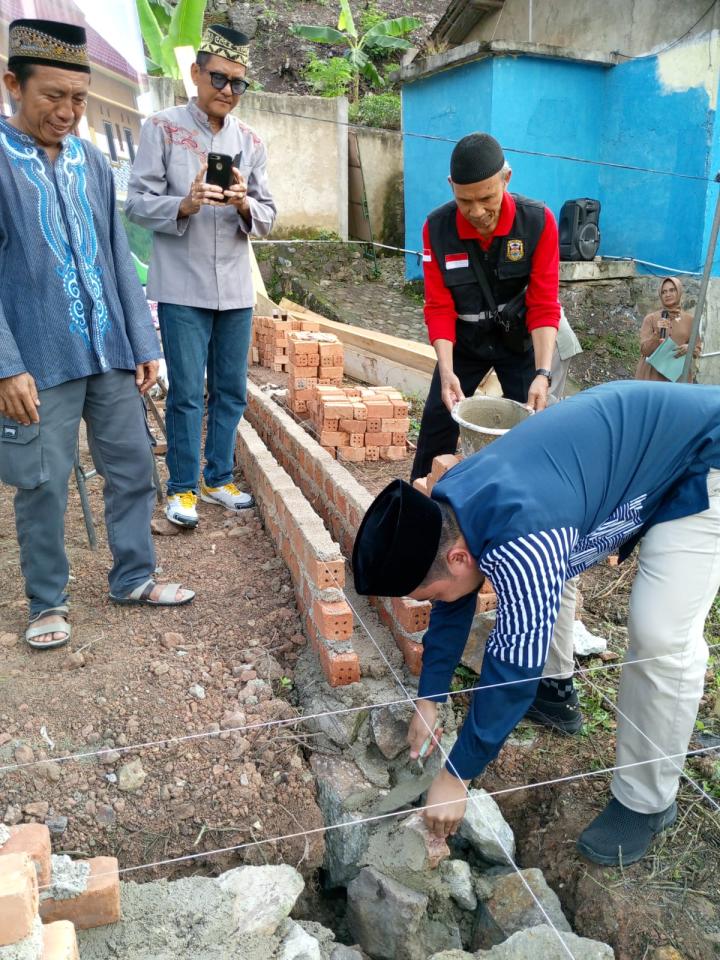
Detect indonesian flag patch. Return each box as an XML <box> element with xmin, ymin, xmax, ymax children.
<box><xmin>423</xmin><ymin>248</ymin><xmax>432</xmax><ymax>263</ymax></box>
<box><xmin>445</xmin><ymin>253</ymin><xmax>469</xmax><ymax>270</ymax></box>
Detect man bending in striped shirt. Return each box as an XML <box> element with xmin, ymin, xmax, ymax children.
<box><xmin>352</xmin><ymin>380</ymin><xmax>720</xmax><ymax>866</ymax></box>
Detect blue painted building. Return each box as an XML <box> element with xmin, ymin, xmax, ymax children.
<box><xmin>401</xmin><ymin>39</ymin><xmax>720</xmax><ymax>280</ymax></box>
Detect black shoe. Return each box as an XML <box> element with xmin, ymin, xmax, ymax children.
<box><xmin>577</xmin><ymin>797</ymin><xmax>678</xmax><ymax>866</ymax></box>
<box><xmin>525</xmin><ymin>678</ymin><xmax>583</xmax><ymax>735</ymax></box>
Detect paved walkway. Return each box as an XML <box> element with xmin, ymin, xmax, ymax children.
<box><xmin>315</xmin><ymin>257</ymin><xmax>428</xmax><ymax>343</ymax></box>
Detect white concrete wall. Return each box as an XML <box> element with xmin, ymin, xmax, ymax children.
<box><xmin>353</xmin><ymin>127</ymin><xmax>404</xmax><ymax>244</ymax></box>
<box><xmin>466</xmin><ymin>0</ymin><xmax>720</xmax><ymax>58</ymax></box>
<box><xmin>235</xmin><ymin>91</ymin><xmax>348</xmax><ymax>239</ymax></box>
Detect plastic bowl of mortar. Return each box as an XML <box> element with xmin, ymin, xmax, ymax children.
<box><xmin>451</xmin><ymin>395</ymin><xmax>532</xmax><ymax>458</ymax></box>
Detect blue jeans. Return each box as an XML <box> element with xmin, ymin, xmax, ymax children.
<box><xmin>158</xmin><ymin>303</ymin><xmax>253</xmax><ymax>495</ymax></box>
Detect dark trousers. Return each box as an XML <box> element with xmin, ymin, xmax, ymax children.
<box><xmin>411</xmin><ymin>326</ymin><xmax>535</xmax><ymax>481</ymax></box>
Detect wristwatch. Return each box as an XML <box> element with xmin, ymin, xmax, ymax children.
<box><xmin>534</xmin><ymin>368</ymin><xmax>553</xmax><ymax>386</ymax></box>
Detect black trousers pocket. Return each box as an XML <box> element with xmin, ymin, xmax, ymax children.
<box><xmin>0</xmin><ymin>421</ymin><xmax>47</xmax><ymax>489</ymax></box>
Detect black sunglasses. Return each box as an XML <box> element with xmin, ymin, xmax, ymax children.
<box><xmin>202</xmin><ymin>69</ymin><xmax>249</xmax><ymax>96</ymax></box>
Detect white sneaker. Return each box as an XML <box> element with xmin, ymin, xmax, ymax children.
<box><xmin>200</xmin><ymin>481</ymin><xmax>254</xmax><ymax>511</ymax></box>
<box><xmin>165</xmin><ymin>491</ymin><xmax>199</xmax><ymax>527</ymax></box>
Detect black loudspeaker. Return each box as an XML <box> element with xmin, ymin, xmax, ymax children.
<box><xmin>559</xmin><ymin>198</ymin><xmax>601</xmax><ymax>261</ymax></box>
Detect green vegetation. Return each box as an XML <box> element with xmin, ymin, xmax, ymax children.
<box><xmin>136</xmin><ymin>0</ymin><xmax>206</xmax><ymax>79</ymax></box>
<box><xmin>350</xmin><ymin>91</ymin><xmax>401</xmax><ymax>130</ymax></box>
<box><xmin>291</xmin><ymin>0</ymin><xmax>420</xmax><ymax>103</ymax></box>
<box><xmin>304</xmin><ymin>54</ymin><xmax>354</xmax><ymax>97</ymax></box>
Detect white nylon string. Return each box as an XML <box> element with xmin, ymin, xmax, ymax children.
<box><xmin>36</xmin><ymin>743</ymin><xmax>720</xmax><ymax>892</ymax></box>
<box><xmin>4</xmin><ymin>642</ymin><xmax>719</xmax><ymax>774</ymax></box>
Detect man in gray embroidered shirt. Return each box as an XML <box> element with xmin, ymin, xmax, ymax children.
<box><xmin>126</xmin><ymin>24</ymin><xmax>277</xmax><ymax>529</ymax></box>
<box><xmin>0</xmin><ymin>19</ymin><xmax>194</xmax><ymax>652</ymax></box>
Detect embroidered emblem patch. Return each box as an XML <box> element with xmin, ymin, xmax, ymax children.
<box><xmin>445</xmin><ymin>253</ymin><xmax>469</xmax><ymax>270</ymax></box>
<box><xmin>506</xmin><ymin>239</ymin><xmax>524</xmax><ymax>261</ymax></box>
<box><xmin>2</xmin><ymin>424</ymin><xmax>18</xmax><ymax>440</ymax></box>
<box><xmin>423</xmin><ymin>248</ymin><xmax>432</xmax><ymax>263</ymax></box>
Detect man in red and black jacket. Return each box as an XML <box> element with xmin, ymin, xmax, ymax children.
<box><xmin>411</xmin><ymin>132</ymin><xmax>560</xmax><ymax>481</ymax></box>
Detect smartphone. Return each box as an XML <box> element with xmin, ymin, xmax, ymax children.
<box><xmin>206</xmin><ymin>152</ymin><xmax>233</xmax><ymax>200</ymax></box>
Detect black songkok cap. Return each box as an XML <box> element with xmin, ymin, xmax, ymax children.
<box><xmin>450</xmin><ymin>132</ymin><xmax>505</xmax><ymax>184</ymax></box>
<box><xmin>8</xmin><ymin>19</ymin><xmax>90</xmax><ymax>74</ymax></box>
<box><xmin>353</xmin><ymin>479</ymin><xmax>443</xmax><ymax>597</ymax></box>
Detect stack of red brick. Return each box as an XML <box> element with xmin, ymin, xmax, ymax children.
<box><xmin>251</xmin><ymin>311</ymin><xmax>320</xmax><ymax>373</ymax></box>
<box><xmin>0</xmin><ymin>824</ymin><xmax>120</xmax><ymax>958</ymax></box>
<box><xmin>285</xmin><ymin>331</ymin><xmax>344</xmax><ymax>417</ymax></box>
<box><xmin>307</xmin><ymin>385</ymin><xmax>411</xmax><ymax>464</ymax></box>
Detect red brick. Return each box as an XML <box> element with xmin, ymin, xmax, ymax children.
<box><xmin>391</xmin><ymin>433</ymin><xmax>408</xmax><ymax>446</ymax></box>
<box><xmin>353</xmin><ymin>404</ymin><xmax>368</xmax><ymax>420</ymax></box>
<box><xmin>304</xmin><ymin>556</ymin><xmax>345</xmax><ymax>591</ymax></box>
<box><xmin>431</xmin><ymin>454</ymin><xmax>460</xmax><ymax>481</ymax></box>
<box><xmin>313</xmin><ymin>599</ymin><xmax>353</xmax><ymax>641</ymax></box>
<box><xmin>0</xmin><ymin>824</ymin><xmax>51</xmax><ymax>888</ymax></box>
<box><xmin>320</xmin><ymin>417</ymin><xmax>339</xmax><ymax>432</ymax></box>
<box><xmin>318</xmin><ymin>365</ymin><xmax>344</xmax><ymax>379</ymax></box>
<box><xmin>412</xmin><ymin>477</ymin><xmax>429</xmax><ymax>496</ymax></box>
<box><xmin>608</xmin><ymin>554</ymin><xmax>619</xmax><ymax>566</ymax></box>
<box><xmin>321</xmin><ymin>402</ymin><xmax>355</xmax><ymax>420</ymax></box>
<box><xmin>319</xmin><ymin>431</ymin><xmax>350</xmax><ymax>446</ymax></box>
<box><xmin>396</xmin><ymin>634</ymin><xmax>423</xmax><ymax>675</ymax></box>
<box><xmin>365</xmin><ymin>431</ymin><xmax>392</xmax><ymax>446</ymax></box>
<box><xmin>40</xmin><ymin>857</ymin><xmax>121</xmax><ymax>930</ymax></box>
<box><xmin>349</xmin><ymin>434</ymin><xmax>365</xmax><ymax>448</ymax></box>
<box><xmin>364</xmin><ymin>399</ymin><xmax>394</xmax><ymax>418</ymax></box>
<box><xmin>339</xmin><ymin>418</ymin><xmax>366</xmax><ymax>434</ymax></box>
<box><xmin>321</xmin><ymin>446</ymin><xmax>336</xmax><ymax>458</ymax></box>
<box><xmin>365</xmin><ymin>446</ymin><xmax>379</xmax><ymax>461</ymax></box>
<box><xmin>366</xmin><ymin>417</ymin><xmax>382</xmax><ymax>432</ymax></box>
<box><xmin>380</xmin><ymin>446</ymin><xmax>408</xmax><ymax>461</ymax></box>
<box><xmin>380</xmin><ymin>418</ymin><xmax>411</xmax><ymax>433</ymax></box>
<box><xmin>0</xmin><ymin>852</ymin><xmax>38</xmax><ymax>946</ymax></box>
<box><xmin>337</xmin><ymin>446</ymin><xmax>366</xmax><ymax>463</ymax></box>
<box><xmin>287</xmin><ymin>338</ymin><xmax>319</xmax><ymax>357</ymax></box>
<box><xmin>319</xmin><ymin>646</ymin><xmax>361</xmax><ymax>686</ymax></box>
<box><xmin>42</xmin><ymin>920</ymin><xmax>79</xmax><ymax>960</ymax></box>
<box><xmin>292</xmin><ymin>352</ymin><xmax>310</xmax><ymax>367</ymax></box>
<box><xmin>392</xmin><ymin>596</ymin><xmax>431</xmax><ymax>633</ymax></box>
<box><xmin>392</xmin><ymin>400</ymin><xmax>410</xmax><ymax>416</ymax></box>
<box><xmin>318</xmin><ymin>342</ymin><xmax>339</xmax><ymax>362</ymax></box>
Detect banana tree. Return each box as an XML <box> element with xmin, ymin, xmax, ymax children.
<box><xmin>136</xmin><ymin>0</ymin><xmax>206</xmax><ymax>79</ymax></box>
<box><xmin>290</xmin><ymin>0</ymin><xmax>421</xmax><ymax>102</ymax></box>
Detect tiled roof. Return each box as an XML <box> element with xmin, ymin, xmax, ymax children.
<box><xmin>0</xmin><ymin>0</ymin><xmax>140</xmax><ymax>84</ymax></box>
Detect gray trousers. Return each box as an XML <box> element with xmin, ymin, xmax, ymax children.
<box><xmin>0</xmin><ymin>370</ymin><xmax>156</xmax><ymax>617</ymax></box>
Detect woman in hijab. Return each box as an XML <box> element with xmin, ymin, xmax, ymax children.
<box><xmin>635</xmin><ymin>276</ymin><xmax>700</xmax><ymax>381</ymax></box>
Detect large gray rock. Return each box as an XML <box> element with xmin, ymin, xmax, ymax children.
<box><xmin>330</xmin><ymin>947</ymin><xmax>370</xmax><ymax>960</ymax></box>
<box><xmin>311</xmin><ymin>754</ymin><xmax>378</xmax><ymax>887</ymax></box>
<box><xmin>370</xmin><ymin>702</ymin><xmax>413</xmax><ymax>759</ymax></box>
<box><xmin>361</xmin><ymin>813</ymin><xmax>449</xmax><ymax>895</ymax></box>
<box><xmin>346</xmin><ymin>867</ymin><xmax>428</xmax><ymax>960</ymax></box>
<box><xmin>458</xmin><ymin>789</ymin><xmax>515</xmax><ymax>864</ymax></box>
<box><xmin>472</xmin><ymin>869</ymin><xmax>571</xmax><ymax>950</ymax></box>
<box><xmin>428</xmin><ymin>952</ymin><xmax>475</xmax><ymax>960</ymax></box>
<box><xmin>440</xmin><ymin>859</ymin><xmax>477</xmax><ymax>912</ymax></box>
<box><xmin>216</xmin><ymin>864</ymin><xmax>304</xmax><ymax>936</ymax></box>
<box><xmin>347</xmin><ymin>867</ymin><xmax>462</xmax><ymax>960</ymax></box>
<box><xmin>474</xmin><ymin>924</ymin><xmax>615</xmax><ymax>958</ymax></box>
<box><xmin>276</xmin><ymin>919</ymin><xmax>322</xmax><ymax>960</ymax></box>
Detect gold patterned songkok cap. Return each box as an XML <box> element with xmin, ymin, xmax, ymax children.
<box><xmin>8</xmin><ymin>18</ymin><xmax>90</xmax><ymax>74</ymax></box>
<box><xmin>198</xmin><ymin>24</ymin><xmax>251</xmax><ymax>69</ymax></box>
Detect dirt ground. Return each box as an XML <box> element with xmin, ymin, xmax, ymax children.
<box><xmin>0</xmin><ymin>439</ymin><xmax>325</xmax><ymax>883</ymax></box>
<box><xmin>2</xmin><ymin>371</ymin><xmax>719</xmax><ymax>957</ymax></box>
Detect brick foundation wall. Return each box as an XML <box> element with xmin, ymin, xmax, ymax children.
<box><xmin>243</xmin><ymin>382</ymin><xmax>433</xmax><ymax>675</ymax></box>
<box><xmin>236</xmin><ymin>417</ymin><xmax>361</xmax><ymax>687</ymax></box>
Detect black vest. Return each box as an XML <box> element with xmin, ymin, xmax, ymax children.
<box><xmin>427</xmin><ymin>194</ymin><xmax>545</xmax><ymax>321</ymax></box>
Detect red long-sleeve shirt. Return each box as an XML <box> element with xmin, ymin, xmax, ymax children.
<box><xmin>422</xmin><ymin>192</ymin><xmax>561</xmax><ymax>345</ymax></box>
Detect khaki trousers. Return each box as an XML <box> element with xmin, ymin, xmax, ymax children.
<box><xmin>547</xmin><ymin>470</ymin><xmax>720</xmax><ymax>813</ymax></box>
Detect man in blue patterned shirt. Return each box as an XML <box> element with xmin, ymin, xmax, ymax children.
<box><xmin>0</xmin><ymin>19</ymin><xmax>194</xmax><ymax>651</ymax></box>
<box><xmin>353</xmin><ymin>381</ymin><xmax>720</xmax><ymax>865</ymax></box>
